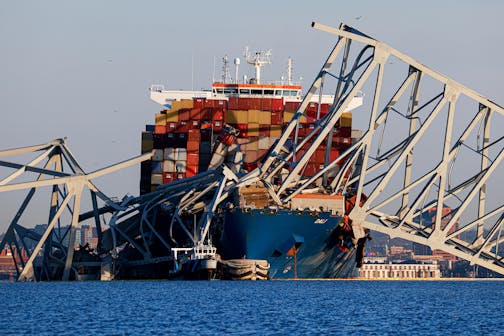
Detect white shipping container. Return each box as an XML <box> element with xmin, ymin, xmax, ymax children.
<box><xmin>151</xmin><ymin>173</ymin><xmax>163</xmax><ymax>185</ymax></box>
<box><xmin>163</xmin><ymin>160</ymin><xmax>175</xmax><ymax>172</ymax></box>
<box><xmin>175</xmin><ymin>160</ymin><xmax>186</xmax><ymax>173</ymax></box>
<box><xmin>164</xmin><ymin>147</ymin><xmax>176</xmax><ymax>160</ymax></box>
<box><xmin>258</xmin><ymin>136</ymin><xmax>270</xmax><ymax>150</ymax></box>
<box><xmin>175</xmin><ymin>148</ymin><xmax>187</xmax><ymax>161</ymax></box>
<box><xmin>152</xmin><ymin>149</ymin><xmax>164</xmax><ymax>162</ymax></box>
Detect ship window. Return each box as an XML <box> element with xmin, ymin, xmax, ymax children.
<box><xmin>285</xmin><ymin>90</ymin><xmax>297</xmax><ymax>96</ymax></box>
<box><xmin>251</xmin><ymin>89</ymin><xmax>262</xmax><ymax>95</ymax></box>
<box><xmin>264</xmin><ymin>89</ymin><xmax>274</xmax><ymax>95</ymax></box>
<box><xmin>239</xmin><ymin>89</ymin><xmax>250</xmax><ymax>94</ymax></box>
<box><xmin>223</xmin><ymin>88</ymin><xmax>237</xmax><ymax>95</ymax></box>
<box><xmin>216</xmin><ymin>88</ymin><xmax>224</xmax><ymax>94</ymax></box>
<box><xmin>275</xmin><ymin>90</ymin><xmax>282</xmax><ymax>96</ymax></box>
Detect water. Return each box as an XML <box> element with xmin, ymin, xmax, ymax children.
<box><xmin>1</xmin><ymin>280</ymin><xmax>502</xmax><ymax>335</ymax></box>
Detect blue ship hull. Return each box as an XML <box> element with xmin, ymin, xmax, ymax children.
<box><xmin>220</xmin><ymin>209</ymin><xmax>357</xmax><ymax>279</ymax></box>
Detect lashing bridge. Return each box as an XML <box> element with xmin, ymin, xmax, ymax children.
<box><xmin>1</xmin><ymin>22</ymin><xmax>503</xmax><ymax>280</ymax></box>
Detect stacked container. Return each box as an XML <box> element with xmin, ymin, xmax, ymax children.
<box><xmin>142</xmin><ymin>96</ymin><xmax>355</xmax><ymax>192</ymax></box>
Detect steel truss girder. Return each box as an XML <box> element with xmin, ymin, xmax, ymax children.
<box><xmin>307</xmin><ymin>22</ymin><xmax>504</xmax><ymax>275</ymax></box>
<box><xmin>0</xmin><ymin>139</ymin><xmax>151</xmax><ymax>281</ymax></box>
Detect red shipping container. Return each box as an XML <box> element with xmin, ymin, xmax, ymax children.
<box><xmin>193</xmin><ymin>98</ymin><xmax>206</xmax><ymax>108</ymax></box>
<box><xmin>315</xmin><ymin>148</ymin><xmax>326</xmax><ymax>164</ymax></box>
<box><xmin>187</xmin><ymin>140</ymin><xmax>200</xmax><ymax>153</ymax></box>
<box><xmin>213</xmin><ymin>120</ymin><xmax>223</xmax><ymax>132</ymax></box>
<box><xmin>188</xmin><ymin>120</ymin><xmax>200</xmax><ymax>129</ymax></box>
<box><xmin>175</xmin><ymin>121</ymin><xmax>189</xmax><ymax>133</ymax></box>
<box><xmin>186</xmin><ymin>165</ymin><xmax>199</xmax><ymax>177</ymax></box>
<box><xmin>205</xmin><ymin>97</ymin><xmax>227</xmax><ymax>109</ymax></box>
<box><xmin>188</xmin><ymin>129</ymin><xmax>201</xmax><ymax>141</ymax></box>
<box><xmin>285</xmin><ymin>101</ymin><xmax>301</xmax><ymax>112</ymax></box>
<box><xmin>200</xmin><ymin>108</ymin><xmax>212</xmax><ymax>121</ymax></box>
<box><xmin>189</xmin><ymin>108</ymin><xmax>202</xmax><ymax>120</ymax></box>
<box><xmin>178</xmin><ymin>108</ymin><xmax>190</xmax><ymax>121</ymax></box>
<box><xmin>271</xmin><ymin>112</ymin><xmax>282</xmax><ymax>125</ymax></box>
<box><xmin>260</xmin><ymin>98</ymin><xmax>272</xmax><ymax>111</ymax></box>
<box><xmin>163</xmin><ymin>172</ymin><xmax>174</xmax><ymax>184</ymax></box>
<box><xmin>228</xmin><ymin>97</ymin><xmax>240</xmax><ymax>110</ymax></box>
<box><xmin>248</xmin><ymin>98</ymin><xmax>260</xmax><ymax>110</ymax></box>
<box><xmin>236</xmin><ymin>123</ymin><xmax>248</xmax><ymax>138</ymax></box>
<box><xmin>167</xmin><ymin>122</ymin><xmax>177</xmax><ymax>133</ymax></box>
<box><xmin>333</xmin><ymin>127</ymin><xmax>351</xmax><ymax>138</ymax></box>
<box><xmin>154</xmin><ymin>125</ymin><xmax>167</xmax><ymax>134</ymax></box>
<box><xmin>271</xmin><ymin>98</ymin><xmax>284</xmax><ymax>112</ymax></box>
<box><xmin>259</xmin><ymin>125</ymin><xmax>270</xmax><ymax>137</ymax></box>
<box><xmin>212</xmin><ymin>108</ymin><xmax>224</xmax><ymax>121</ymax></box>
<box><xmin>187</xmin><ymin>153</ymin><xmax>199</xmax><ymax>166</ymax></box>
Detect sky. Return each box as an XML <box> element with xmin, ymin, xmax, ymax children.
<box><xmin>0</xmin><ymin>0</ymin><xmax>503</xmax><ymax>233</ymax></box>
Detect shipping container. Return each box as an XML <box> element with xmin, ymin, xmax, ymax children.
<box><xmin>259</xmin><ymin>125</ymin><xmax>270</xmax><ymax>137</ymax></box>
<box><xmin>164</xmin><ymin>147</ymin><xmax>176</xmax><ymax>160</ymax></box>
<box><xmin>163</xmin><ymin>172</ymin><xmax>174</xmax><ymax>184</ymax></box>
<box><xmin>152</xmin><ymin>149</ymin><xmax>164</xmax><ymax>162</ymax></box>
<box><xmin>163</xmin><ymin>160</ymin><xmax>175</xmax><ymax>172</ymax></box>
<box><xmin>153</xmin><ymin>134</ymin><xmax>166</xmax><ymax>149</ymax></box>
<box><xmin>187</xmin><ymin>129</ymin><xmax>201</xmax><ymax>141</ymax></box>
<box><xmin>270</xmin><ymin>111</ymin><xmax>283</xmax><ymax>125</ymax></box>
<box><xmin>152</xmin><ymin>161</ymin><xmax>163</xmax><ymax>174</ymax></box>
<box><xmin>155</xmin><ymin>113</ymin><xmax>167</xmax><ymax>126</ymax></box>
<box><xmin>270</xmin><ymin>125</ymin><xmax>282</xmax><ymax>137</ymax></box>
<box><xmin>199</xmin><ymin>141</ymin><xmax>212</xmax><ymax>154</ymax></box>
<box><xmin>187</xmin><ymin>153</ymin><xmax>199</xmax><ymax>166</ymax></box>
<box><xmin>186</xmin><ymin>165</ymin><xmax>198</xmax><ymax>177</ymax></box>
<box><xmin>225</xmin><ymin>110</ymin><xmax>248</xmax><ymax>124</ymax></box>
<box><xmin>193</xmin><ymin>98</ymin><xmax>206</xmax><ymax>108</ymax></box>
<box><xmin>175</xmin><ymin>160</ymin><xmax>186</xmax><ymax>173</ymax></box>
<box><xmin>187</xmin><ymin>140</ymin><xmax>200</xmax><ymax>153</ymax></box>
<box><xmin>165</xmin><ymin>110</ymin><xmax>179</xmax><ymax>122</ymax></box>
<box><xmin>154</xmin><ymin>125</ymin><xmax>167</xmax><ymax>134</ymax></box>
<box><xmin>248</xmin><ymin>123</ymin><xmax>260</xmax><ymax>137</ymax></box>
<box><xmin>178</xmin><ymin>108</ymin><xmax>190</xmax><ymax>121</ymax></box>
<box><xmin>258</xmin><ymin>136</ymin><xmax>270</xmax><ymax>150</ymax></box>
<box><xmin>175</xmin><ymin>148</ymin><xmax>187</xmax><ymax>161</ymax></box>
<box><xmin>151</xmin><ymin>173</ymin><xmax>163</xmax><ymax>185</ymax></box>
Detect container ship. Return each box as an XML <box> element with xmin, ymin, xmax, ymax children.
<box><xmin>139</xmin><ymin>51</ymin><xmax>365</xmax><ymax>279</ymax></box>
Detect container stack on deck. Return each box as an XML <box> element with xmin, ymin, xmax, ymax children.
<box><xmin>140</xmin><ymin>98</ymin><xmax>354</xmax><ymax>194</ymax></box>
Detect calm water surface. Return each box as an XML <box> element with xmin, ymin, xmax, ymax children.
<box><xmin>0</xmin><ymin>280</ymin><xmax>502</xmax><ymax>335</ymax></box>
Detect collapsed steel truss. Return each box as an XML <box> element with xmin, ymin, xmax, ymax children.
<box><xmin>0</xmin><ymin>139</ymin><xmax>150</xmax><ymax>281</ymax></box>
<box><xmin>1</xmin><ymin>22</ymin><xmax>503</xmax><ymax>279</ymax></box>
<box><xmin>260</xmin><ymin>22</ymin><xmax>504</xmax><ymax>275</ymax></box>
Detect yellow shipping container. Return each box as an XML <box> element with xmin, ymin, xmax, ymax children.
<box><xmin>270</xmin><ymin>125</ymin><xmax>282</xmax><ymax>137</ymax></box>
<box><xmin>283</xmin><ymin>111</ymin><xmax>294</xmax><ymax>123</ymax></box>
<box><xmin>258</xmin><ymin>111</ymin><xmax>271</xmax><ymax>124</ymax></box>
<box><xmin>248</xmin><ymin>123</ymin><xmax>260</xmax><ymax>137</ymax></box>
<box><xmin>225</xmin><ymin>110</ymin><xmax>248</xmax><ymax>124</ymax></box>
<box><xmin>247</xmin><ymin>110</ymin><xmax>260</xmax><ymax>123</ymax></box>
<box><xmin>165</xmin><ymin>110</ymin><xmax>179</xmax><ymax>122</ymax></box>
<box><xmin>155</xmin><ymin>113</ymin><xmax>167</xmax><ymax>126</ymax></box>
<box><xmin>172</xmin><ymin>99</ymin><xmax>194</xmax><ymax>110</ymax></box>
<box><xmin>339</xmin><ymin>112</ymin><xmax>352</xmax><ymax>128</ymax></box>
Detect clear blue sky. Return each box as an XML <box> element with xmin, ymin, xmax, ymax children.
<box><xmin>0</xmin><ymin>0</ymin><xmax>502</xmax><ymax>232</ymax></box>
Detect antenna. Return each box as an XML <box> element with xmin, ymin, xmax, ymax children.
<box><xmin>222</xmin><ymin>54</ymin><xmax>231</xmax><ymax>84</ymax></box>
<box><xmin>287</xmin><ymin>57</ymin><xmax>293</xmax><ymax>85</ymax></box>
<box><xmin>234</xmin><ymin>58</ymin><xmax>240</xmax><ymax>84</ymax></box>
<box><xmin>244</xmin><ymin>47</ymin><xmax>271</xmax><ymax>84</ymax></box>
